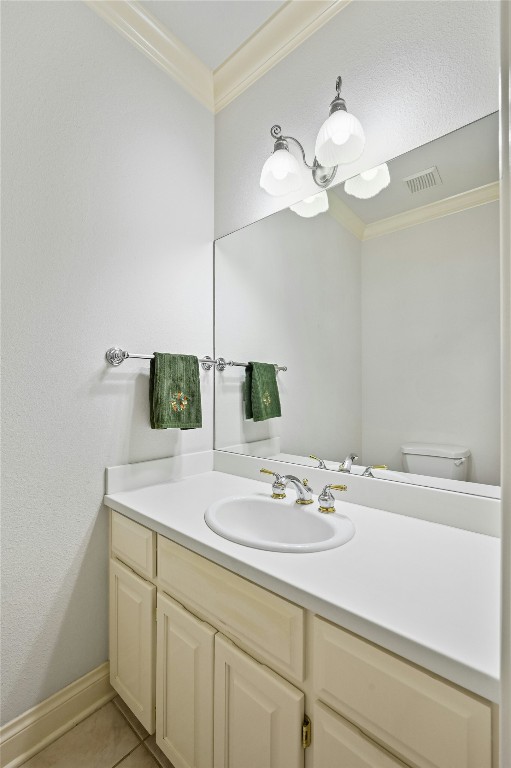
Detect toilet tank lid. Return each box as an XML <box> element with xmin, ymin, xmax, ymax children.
<box><xmin>401</xmin><ymin>442</ymin><xmax>471</xmax><ymax>459</ymax></box>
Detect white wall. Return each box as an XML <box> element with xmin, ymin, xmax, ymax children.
<box><xmin>361</xmin><ymin>202</ymin><xmax>500</xmax><ymax>485</ymax></box>
<box><xmin>1</xmin><ymin>1</ymin><xmax>214</xmax><ymax>724</ymax></box>
<box><xmin>215</xmin><ymin>207</ymin><xmax>362</xmax><ymax>461</ymax></box>
<box><xmin>214</xmin><ymin>0</ymin><xmax>499</xmax><ymax>237</ymax></box>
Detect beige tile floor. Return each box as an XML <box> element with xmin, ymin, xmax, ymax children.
<box><xmin>21</xmin><ymin>698</ymin><xmax>175</xmax><ymax>768</ymax></box>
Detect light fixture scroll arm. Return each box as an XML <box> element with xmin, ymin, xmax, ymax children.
<box><xmin>270</xmin><ymin>125</ymin><xmax>315</xmax><ymax>170</ymax></box>
<box><xmin>269</xmin><ymin>124</ymin><xmax>338</xmax><ymax>189</ymax></box>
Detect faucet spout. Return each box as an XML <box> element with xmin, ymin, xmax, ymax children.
<box><xmin>282</xmin><ymin>475</ymin><xmax>314</xmax><ymax>505</ymax></box>
<box><xmin>260</xmin><ymin>468</ymin><xmax>314</xmax><ymax>504</ymax></box>
<box><xmin>339</xmin><ymin>453</ymin><xmax>359</xmax><ymax>473</ymax></box>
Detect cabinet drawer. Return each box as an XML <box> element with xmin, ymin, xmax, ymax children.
<box><xmin>158</xmin><ymin>537</ymin><xmax>304</xmax><ymax>682</ymax></box>
<box><xmin>111</xmin><ymin>510</ymin><xmax>155</xmax><ymax>579</ymax></box>
<box><xmin>313</xmin><ymin>701</ymin><xmax>408</xmax><ymax>768</ymax></box>
<box><xmin>313</xmin><ymin>617</ymin><xmax>491</xmax><ymax>768</ymax></box>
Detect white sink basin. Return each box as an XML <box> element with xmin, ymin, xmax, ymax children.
<box><xmin>204</xmin><ymin>494</ymin><xmax>355</xmax><ymax>553</ymax></box>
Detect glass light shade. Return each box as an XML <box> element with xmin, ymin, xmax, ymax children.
<box><xmin>344</xmin><ymin>163</ymin><xmax>391</xmax><ymax>199</ymax></box>
<box><xmin>289</xmin><ymin>191</ymin><xmax>329</xmax><ymax>218</ymax></box>
<box><xmin>315</xmin><ymin>110</ymin><xmax>365</xmax><ymax>167</ymax></box>
<box><xmin>260</xmin><ymin>149</ymin><xmax>302</xmax><ymax>196</ymax></box>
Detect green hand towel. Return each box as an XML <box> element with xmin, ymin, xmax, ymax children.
<box><xmin>244</xmin><ymin>362</ymin><xmax>281</xmax><ymax>422</ymax></box>
<box><xmin>150</xmin><ymin>353</ymin><xmax>202</xmax><ymax>429</ymax></box>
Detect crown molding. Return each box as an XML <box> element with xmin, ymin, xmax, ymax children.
<box><xmin>85</xmin><ymin>0</ymin><xmax>351</xmax><ymax>113</ymax></box>
<box><xmin>362</xmin><ymin>181</ymin><xmax>500</xmax><ymax>240</ymax></box>
<box><xmin>328</xmin><ymin>192</ymin><xmax>366</xmax><ymax>240</ymax></box>
<box><xmin>85</xmin><ymin>1</ymin><xmax>214</xmax><ymax>111</ymax></box>
<box><xmin>327</xmin><ymin>181</ymin><xmax>499</xmax><ymax>242</ymax></box>
<box><xmin>213</xmin><ymin>0</ymin><xmax>352</xmax><ymax>113</ymax></box>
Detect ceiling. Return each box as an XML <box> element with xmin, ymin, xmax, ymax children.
<box><xmin>140</xmin><ymin>0</ymin><xmax>287</xmax><ymax>70</ymax></box>
<box><xmin>331</xmin><ymin>112</ymin><xmax>499</xmax><ymax>224</ymax></box>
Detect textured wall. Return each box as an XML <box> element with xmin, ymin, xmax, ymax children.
<box><xmin>1</xmin><ymin>1</ymin><xmax>214</xmax><ymax>723</ymax></box>
<box><xmin>214</xmin><ymin>0</ymin><xmax>500</xmax><ymax>237</ymax></box>
<box><xmin>361</xmin><ymin>202</ymin><xmax>500</xmax><ymax>484</ymax></box>
<box><xmin>215</xmin><ymin>206</ymin><xmax>362</xmax><ymax>460</ymax></box>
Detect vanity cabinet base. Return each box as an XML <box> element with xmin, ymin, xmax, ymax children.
<box><xmin>108</xmin><ymin>509</ymin><xmax>495</xmax><ymax>768</ymax></box>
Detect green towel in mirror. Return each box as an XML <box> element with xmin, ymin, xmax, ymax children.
<box><xmin>244</xmin><ymin>361</ymin><xmax>281</xmax><ymax>422</ymax></box>
<box><xmin>150</xmin><ymin>353</ymin><xmax>202</xmax><ymax>429</ymax></box>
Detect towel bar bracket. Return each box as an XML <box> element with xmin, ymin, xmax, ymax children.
<box><xmin>200</xmin><ymin>356</ymin><xmax>227</xmax><ymax>372</ymax></box>
<box><xmin>201</xmin><ymin>356</ymin><xmax>216</xmax><ymax>371</ymax></box>
<box><xmin>106</xmin><ymin>347</ymin><xmax>129</xmax><ymax>366</ymax></box>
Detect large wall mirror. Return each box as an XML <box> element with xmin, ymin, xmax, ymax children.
<box><xmin>214</xmin><ymin>112</ymin><xmax>500</xmax><ymax>496</ymax></box>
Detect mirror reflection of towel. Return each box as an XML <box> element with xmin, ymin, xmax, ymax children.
<box><xmin>244</xmin><ymin>362</ymin><xmax>281</xmax><ymax>422</ymax></box>
<box><xmin>149</xmin><ymin>353</ymin><xmax>202</xmax><ymax>429</ymax></box>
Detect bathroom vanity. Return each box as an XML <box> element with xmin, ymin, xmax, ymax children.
<box><xmin>104</xmin><ymin>460</ymin><xmax>499</xmax><ymax>768</ymax></box>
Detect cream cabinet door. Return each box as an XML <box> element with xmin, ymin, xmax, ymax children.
<box><xmin>156</xmin><ymin>593</ymin><xmax>216</xmax><ymax>768</ymax></box>
<box><xmin>109</xmin><ymin>558</ymin><xmax>156</xmax><ymax>733</ymax></box>
<box><xmin>313</xmin><ymin>701</ymin><xmax>409</xmax><ymax>768</ymax></box>
<box><xmin>214</xmin><ymin>635</ymin><xmax>304</xmax><ymax>768</ymax></box>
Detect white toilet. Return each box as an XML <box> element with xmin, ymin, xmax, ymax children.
<box><xmin>401</xmin><ymin>442</ymin><xmax>470</xmax><ymax>481</ymax></box>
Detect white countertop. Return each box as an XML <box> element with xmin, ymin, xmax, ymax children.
<box><xmin>105</xmin><ymin>469</ymin><xmax>500</xmax><ymax>702</ymax></box>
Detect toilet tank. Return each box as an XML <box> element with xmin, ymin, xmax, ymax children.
<box><xmin>401</xmin><ymin>442</ymin><xmax>470</xmax><ymax>480</ymax></box>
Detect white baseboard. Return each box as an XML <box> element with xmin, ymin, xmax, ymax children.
<box><xmin>0</xmin><ymin>663</ymin><xmax>114</xmax><ymax>768</ymax></box>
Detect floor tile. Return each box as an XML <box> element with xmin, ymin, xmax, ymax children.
<box><xmin>114</xmin><ymin>745</ymin><xmax>159</xmax><ymax>767</ymax></box>
<box><xmin>113</xmin><ymin>696</ymin><xmax>150</xmax><ymax>740</ymax></box>
<box><xmin>22</xmin><ymin>702</ymin><xmax>139</xmax><ymax>768</ymax></box>
<box><xmin>143</xmin><ymin>735</ymin><xmax>176</xmax><ymax>768</ymax></box>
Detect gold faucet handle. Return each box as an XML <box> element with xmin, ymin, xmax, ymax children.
<box><xmin>318</xmin><ymin>483</ymin><xmax>347</xmax><ymax>513</ymax></box>
<box><xmin>309</xmin><ymin>454</ymin><xmax>328</xmax><ymax>469</ymax></box>
<box><xmin>371</xmin><ymin>465</ymin><xmax>388</xmax><ymax>470</ymax></box>
<box><xmin>260</xmin><ymin>468</ymin><xmax>286</xmax><ymax>499</ymax></box>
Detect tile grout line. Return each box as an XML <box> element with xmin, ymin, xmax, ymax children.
<box><xmin>18</xmin><ymin>701</ymin><xmax>146</xmax><ymax>768</ymax></box>
<box><xmin>110</xmin><ymin>743</ymin><xmax>144</xmax><ymax>768</ymax></box>
<box><xmin>111</xmin><ymin>697</ymin><xmax>175</xmax><ymax>768</ymax></box>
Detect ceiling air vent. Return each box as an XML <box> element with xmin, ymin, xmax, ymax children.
<box><xmin>403</xmin><ymin>166</ymin><xmax>442</xmax><ymax>194</ymax></box>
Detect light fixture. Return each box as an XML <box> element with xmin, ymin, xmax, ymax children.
<box><xmin>289</xmin><ymin>190</ymin><xmax>329</xmax><ymax>218</ymax></box>
<box><xmin>260</xmin><ymin>75</ymin><xmax>365</xmax><ymax>198</ymax></box>
<box><xmin>315</xmin><ymin>77</ymin><xmax>365</xmax><ymax>167</ymax></box>
<box><xmin>260</xmin><ymin>135</ymin><xmax>302</xmax><ymax>196</ymax></box>
<box><xmin>344</xmin><ymin>163</ymin><xmax>391</xmax><ymax>199</ymax></box>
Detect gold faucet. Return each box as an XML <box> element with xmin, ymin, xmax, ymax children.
<box><xmin>260</xmin><ymin>469</ymin><xmax>314</xmax><ymax>504</ymax></box>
